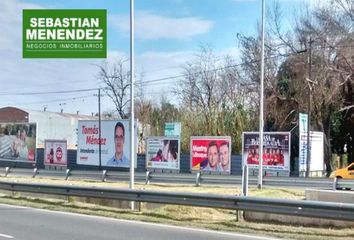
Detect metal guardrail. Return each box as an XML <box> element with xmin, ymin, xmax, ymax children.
<box><xmin>333</xmin><ymin>177</ymin><xmax>354</xmax><ymax>190</ymax></box>
<box><xmin>0</xmin><ymin>180</ymin><xmax>353</xmax><ymax>221</ymax></box>
<box><xmin>2</xmin><ymin>167</ymin><xmax>354</xmax><ymax>190</ymax></box>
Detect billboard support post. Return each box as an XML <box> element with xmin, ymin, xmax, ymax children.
<box><xmin>242</xmin><ymin>165</ymin><xmax>248</xmax><ymax>196</ymax></box>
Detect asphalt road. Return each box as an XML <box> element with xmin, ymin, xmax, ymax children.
<box><xmin>0</xmin><ymin>204</ymin><xmax>279</xmax><ymax>240</ymax></box>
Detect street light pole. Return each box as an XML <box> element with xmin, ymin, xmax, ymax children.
<box><xmin>258</xmin><ymin>0</ymin><xmax>265</xmax><ymax>189</ymax></box>
<box><xmin>98</xmin><ymin>88</ymin><xmax>102</xmax><ymax>170</ymax></box>
<box><xmin>129</xmin><ymin>0</ymin><xmax>135</xmax><ymax>210</ymax></box>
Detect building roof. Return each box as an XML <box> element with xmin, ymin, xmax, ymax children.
<box><xmin>0</xmin><ymin>106</ymin><xmax>97</xmax><ymax>122</ymax></box>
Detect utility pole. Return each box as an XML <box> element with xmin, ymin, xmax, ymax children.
<box><xmin>306</xmin><ymin>38</ymin><xmax>313</xmax><ymax>178</ymax></box>
<box><xmin>98</xmin><ymin>88</ymin><xmax>102</xmax><ymax>170</ymax></box>
<box><xmin>258</xmin><ymin>0</ymin><xmax>265</xmax><ymax>189</ymax></box>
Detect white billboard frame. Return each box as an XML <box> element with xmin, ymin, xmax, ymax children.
<box><xmin>190</xmin><ymin>136</ymin><xmax>232</xmax><ymax>174</ymax></box>
<box><xmin>146</xmin><ymin>136</ymin><xmax>180</xmax><ymax>171</ymax></box>
<box><xmin>77</xmin><ymin>120</ymin><xmax>137</xmax><ymax>168</ymax></box>
<box><xmin>44</xmin><ymin>139</ymin><xmax>67</xmax><ymax>166</ymax></box>
<box><xmin>0</xmin><ymin>122</ymin><xmax>37</xmax><ymax>163</ymax></box>
<box><xmin>242</xmin><ymin>131</ymin><xmax>291</xmax><ymax>171</ymax></box>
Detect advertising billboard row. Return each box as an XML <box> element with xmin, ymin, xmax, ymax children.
<box><xmin>0</xmin><ymin>121</ymin><xmax>295</xmax><ymax>173</ymax></box>
<box><xmin>0</xmin><ymin>123</ymin><xmax>36</xmax><ymax>162</ymax></box>
<box><xmin>44</xmin><ymin>140</ymin><xmax>67</xmax><ymax>166</ymax></box>
<box><xmin>190</xmin><ymin>137</ymin><xmax>231</xmax><ymax>174</ymax></box>
<box><xmin>146</xmin><ymin>137</ymin><xmax>180</xmax><ymax>170</ymax></box>
<box><xmin>242</xmin><ymin>132</ymin><xmax>291</xmax><ymax>171</ymax></box>
<box><xmin>77</xmin><ymin>120</ymin><xmax>137</xmax><ymax>168</ymax></box>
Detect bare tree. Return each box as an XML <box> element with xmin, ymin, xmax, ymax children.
<box><xmin>96</xmin><ymin>59</ymin><xmax>130</xmax><ymax>119</ymax></box>
<box><xmin>177</xmin><ymin>46</ymin><xmax>253</xmax><ymax>152</ymax></box>
<box><xmin>178</xmin><ymin>46</ymin><xmax>227</xmax><ymax>135</ymax></box>
<box><xmin>258</xmin><ymin>0</ymin><xmax>354</xmax><ymax>169</ymax></box>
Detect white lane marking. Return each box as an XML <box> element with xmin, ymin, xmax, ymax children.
<box><xmin>0</xmin><ymin>204</ymin><xmax>279</xmax><ymax>240</ymax></box>
<box><xmin>0</xmin><ymin>233</ymin><xmax>14</xmax><ymax>239</ymax></box>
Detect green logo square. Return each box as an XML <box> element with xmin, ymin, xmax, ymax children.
<box><xmin>23</xmin><ymin>9</ymin><xmax>107</xmax><ymax>58</ymax></box>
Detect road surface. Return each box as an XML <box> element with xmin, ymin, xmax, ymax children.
<box><xmin>0</xmin><ymin>204</ymin><xmax>278</xmax><ymax>240</ymax></box>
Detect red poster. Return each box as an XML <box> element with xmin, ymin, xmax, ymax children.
<box><xmin>191</xmin><ymin>137</ymin><xmax>231</xmax><ymax>173</ymax></box>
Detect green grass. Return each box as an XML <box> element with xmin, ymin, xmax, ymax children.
<box><xmin>0</xmin><ymin>176</ymin><xmax>353</xmax><ymax>240</ymax></box>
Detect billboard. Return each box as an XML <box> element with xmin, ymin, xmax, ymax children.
<box><xmin>0</xmin><ymin>123</ymin><xmax>36</xmax><ymax>162</ymax></box>
<box><xmin>44</xmin><ymin>140</ymin><xmax>67</xmax><ymax>166</ymax></box>
<box><xmin>309</xmin><ymin>131</ymin><xmax>324</xmax><ymax>172</ymax></box>
<box><xmin>190</xmin><ymin>136</ymin><xmax>231</xmax><ymax>173</ymax></box>
<box><xmin>299</xmin><ymin>113</ymin><xmax>308</xmax><ymax>171</ymax></box>
<box><xmin>77</xmin><ymin>120</ymin><xmax>137</xmax><ymax>168</ymax></box>
<box><xmin>164</xmin><ymin>122</ymin><xmax>181</xmax><ymax>137</ymax></box>
<box><xmin>146</xmin><ymin>137</ymin><xmax>180</xmax><ymax>170</ymax></box>
<box><xmin>242</xmin><ymin>132</ymin><xmax>290</xmax><ymax>171</ymax></box>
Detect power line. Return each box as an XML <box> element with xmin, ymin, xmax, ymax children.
<box><xmin>139</xmin><ymin>43</ymin><xmax>354</xmax><ymax>87</ymax></box>
<box><xmin>0</xmin><ymin>88</ymin><xmax>98</xmax><ymax>96</ymax></box>
<box><xmin>10</xmin><ymin>94</ymin><xmax>95</xmax><ymax>106</ymax></box>
<box><xmin>1</xmin><ymin>43</ymin><xmax>353</xmax><ymax>96</ymax></box>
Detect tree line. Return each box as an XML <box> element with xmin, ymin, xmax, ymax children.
<box><xmin>97</xmin><ymin>0</ymin><xmax>354</xmax><ymax>174</ymax></box>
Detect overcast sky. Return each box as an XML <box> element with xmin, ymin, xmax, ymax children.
<box><xmin>0</xmin><ymin>0</ymin><xmax>328</xmax><ymax>115</ymax></box>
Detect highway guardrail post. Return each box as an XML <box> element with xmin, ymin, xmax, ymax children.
<box><xmin>333</xmin><ymin>177</ymin><xmax>338</xmax><ymax>191</ymax></box>
<box><xmin>4</xmin><ymin>167</ymin><xmax>10</xmax><ymax>177</ymax></box>
<box><xmin>32</xmin><ymin>168</ymin><xmax>38</xmax><ymax>178</ymax></box>
<box><xmin>145</xmin><ymin>171</ymin><xmax>151</xmax><ymax>185</ymax></box>
<box><xmin>102</xmin><ymin>170</ymin><xmax>107</xmax><ymax>182</ymax></box>
<box><xmin>196</xmin><ymin>172</ymin><xmax>201</xmax><ymax>187</ymax></box>
<box><xmin>65</xmin><ymin>169</ymin><xmax>71</xmax><ymax>180</ymax></box>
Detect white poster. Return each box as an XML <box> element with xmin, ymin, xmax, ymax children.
<box><xmin>77</xmin><ymin>120</ymin><xmax>137</xmax><ymax>168</ymax></box>
<box><xmin>309</xmin><ymin>131</ymin><xmax>324</xmax><ymax>171</ymax></box>
<box><xmin>44</xmin><ymin>140</ymin><xmax>67</xmax><ymax>166</ymax></box>
<box><xmin>146</xmin><ymin>137</ymin><xmax>180</xmax><ymax>170</ymax></box>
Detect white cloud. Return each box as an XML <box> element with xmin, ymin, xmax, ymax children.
<box><xmin>110</xmin><ymin>11</ymin><xmax>213</xmax><ymax>40</ymax></box>
<box><xmin>0</xmin><ymin>0</ymin><xmax>41</xmax><ymax>49</ymax></box>
<box><xmin>137</xmin><ymin>50</ymin><xmax>194</xmax><ymax>73</ymax></box>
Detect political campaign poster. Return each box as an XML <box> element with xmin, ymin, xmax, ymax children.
<box><xmin>77</xmin><ymin>120</ymin><xmax>137</xmax><ymax>168</ymax></box>
<box><xmin>0</xmin><ymin>123</ymin><xmax>36</xmax><ymax>162</ymax></box>
<box><xmin>44</xmin><ymin>140</ymin><xmax>67</xmax><ymax>166</ymax></box>
<box><xmin>146</xmin><ymin>137</ymin><xmax>180</xmax><ymax>170</ymax></box>
<box><xmin>242</xmin><ymin>132</ymin><xmax>290</xmax><ymax>171</ymax></box>
<box><xmin>190</xmin><ymin>136</ymin><xmax>231</xmax><ymax>173</ymax></box>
